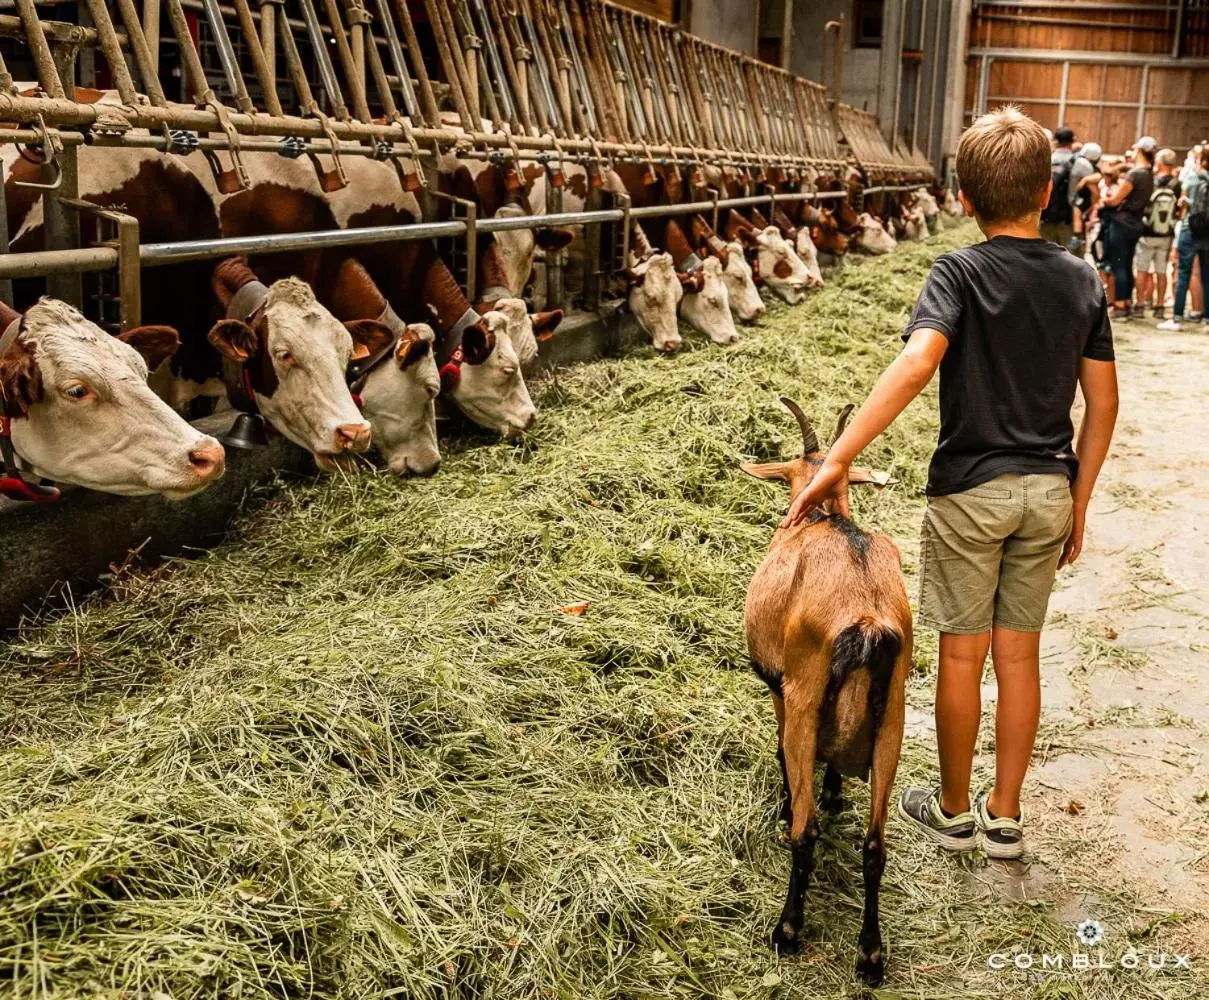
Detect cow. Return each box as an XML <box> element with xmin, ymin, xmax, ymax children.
<box><xmin>725</xmin><ymin>211</ymin><xmax>813</xmax><ymax>305</ymax></box>
<box><xmin>626</xmin><ymin>227</ymin><xmax>684</xmax><ymax>353</ymax></box>
<box><xmin>691</xmin><ymin>215</ymin><xmax>765</xmax><ymax>324</ymax></box>
<box><xmin>939</xmin><ymin>189</ymin><xmax>964</xmax><ymax>229</ymax></box>
<box><xmin>912</xmin><ymin>187</ymin><xmax>941</xmax><ymax>235</ymax></box>
<box><xmin>0</xmin><ymin>297</ymin><xmax>224</xmax><ymax>498</ymax></box>
<box><xmin>852</xmin><ymin>214</ymin><xmax>898</xmax><ymax>255</ymax></box>
<box><xmin>662</xmin><ymin>220</ymin><xmax>739</xmax><ymax>345</ymax></box>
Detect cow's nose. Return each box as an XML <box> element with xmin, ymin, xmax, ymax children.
<box><xmin>334</xmin><ymin>422</ymin><xmax>372</xmax><ymax>453</ymax></box>
<box><xmin>525</xmin><ymin>409</ymin><xmax>539</xmax><ymax>428</ymax></box>
<box><xmin>188</xmin><ymin>441</ymin><xmax>226</xmax><ymax>481</ymax></box>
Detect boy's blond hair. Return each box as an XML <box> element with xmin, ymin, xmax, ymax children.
<box><xmin>956</xmin><ymin>106</ymin><xmax>1052</xmax><ymax>223</ymax></box>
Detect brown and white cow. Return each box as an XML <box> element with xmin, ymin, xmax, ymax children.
<box><xmin>663</xmin><ymin>220</ymin><xmax>739</xmax><ymax>345</ymax></box>
<box><xmin>0</xmin><ymin>297</ymin><xmax>224</xmax><ymax>498</ymax></box>
<box><xmin>726</xmin><ymin>211</ymin><xmax>813</xmax><ymax>305</ymax></box>
<box><xmin>691</xmin><ymin>215</ymin><xmax>765</xmax><ymax>324</ymax></box>
<box><xmin>853</xmin><ymin>213</ymin><xmax>898</xmax><ymax>255</ymax></box>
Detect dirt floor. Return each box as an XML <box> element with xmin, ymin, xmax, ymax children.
<box><xmin>1001</xmin><ymin>314</ymin><xmax>1209</xmax><ymax>956</ymax></box>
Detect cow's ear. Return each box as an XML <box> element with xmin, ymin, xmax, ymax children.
<box><xmin>531</xmin><ymin>309</ymin><xmax>563</xmax><ymax>337</ymax></box>
<box><xmin>396</xmin><ymin>332</ymin><xmax>432</xmax><ymax>370</ymax></box>
<box><xmin>535</xmin><ymin>228</ymin><xmax>574</xmax><ymax>252</ymax></box>
<box><xmin>461</xmin><ymin>321</ymin><xmax>496</xmax><ymax>365</ymax></box>
<box><xmin>344</xmin><ymin>319</ymin><xmax>394</xmax><ymax>361</ymax></box>
<box><xmin>207</xmin><ymin>319</ymin><xmax>258</xmax><ymax>362</ymax></box>
<box><xmin>0</xmin><ymin>336</ymin><xmax>43</xmax><ymax>416</ymax></box>
<box><xmin>117</xmin><ymin>325</ymin><xmax>180</xmax><ymax>371</ymax></box>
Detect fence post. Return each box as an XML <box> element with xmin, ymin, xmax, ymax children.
<box><xmin>45</xmin><ymin>145</ymin><xmax>82</xmax><ymax>309</ymax></box>
<box><xmin>545</xmin><ymin>170</ymin><xmax>565</xmax><ymax>311</ymax></box>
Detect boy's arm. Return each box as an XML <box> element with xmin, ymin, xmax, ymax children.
<box><xmin>1060</xmin><ymin>357</ymin><xmax>1119</xmax><ymax>567</ymax></box>
<box><xmin>781</xmin><ymin>327</ymin><xmax>949</xmax><ymax>527</ymax></box>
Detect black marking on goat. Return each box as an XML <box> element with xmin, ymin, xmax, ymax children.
<box><xmin>751</xmin><ymin>659</ymin><xmax>783</xmax><ymax>696</ymax></box>
<box><xmin>820</xmin><ymin>622</ymin><xmax>903</xmax><ymax>734</ymax></box>
<box><xmin>830</xmin><ymin>515</ymin><xmax>872</xmax><ymax>566</ymax></box>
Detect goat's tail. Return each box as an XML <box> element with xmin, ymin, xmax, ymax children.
<box><xmin>822</xmin><ymin>617</ymin><xmax>904</xmax><ymax>733</ymax></box>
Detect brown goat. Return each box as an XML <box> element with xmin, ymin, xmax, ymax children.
<box><xmin>741</xmin><ymin>398</ymin><xmax>912</xmax><ymax>987</ymax></box>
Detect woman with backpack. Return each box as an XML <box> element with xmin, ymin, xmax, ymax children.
<box><xmin>1160</xmin><ymin>144</ymin><xmax>1209</xmax><ymax>331</ymax></box>
<box><xmin>1101</xmin><ymin>144</ymin><xmax>1156</xmax><ymax>318</ymax></box>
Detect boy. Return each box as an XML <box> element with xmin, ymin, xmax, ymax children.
<box><xmin>783</xmin><ymin>107</ymin><xmax>1119</xmax><ymax>859</ymax></box>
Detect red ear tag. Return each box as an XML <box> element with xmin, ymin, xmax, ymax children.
<box><xmin>0</xmin><ymin>476</ymin><xmax>60</xmax><ymax>503</ymax></box>
<box><xmin>439</xmin><ymin>363</ymin><xmax>461</xmax><ymax>392</ymax></box>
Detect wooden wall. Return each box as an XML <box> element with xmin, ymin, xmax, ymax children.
<box><xmin>610</xmin><ymin>0</ymin><xmax>677</xmax><ymax>21</ymax></box>
<box><xmin>964</xmin><ymin>1</ymin><xmax>1209</xmax><ymax>153</ymax></box>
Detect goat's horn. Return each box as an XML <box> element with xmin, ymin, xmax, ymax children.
<box><xmin>779</xmin><ymin>396</ymin><xmax>820</xmax><ymax>456</ymax></box>
<box><xmin>832</xmin><ymin>403</ymin><xmax>855</xmax><ymax>445</ymax></box>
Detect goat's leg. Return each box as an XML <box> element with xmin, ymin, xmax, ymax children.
<box><xmin>771</xmin><ymin>710</ymin><xmax>819</xmax><ymax>955</ymax></box>
<box><xmin>856</xmin><ymin>685</ymin><xmax>906</xmax><ymax>985</ymax></box>
<box><xmin>819</xmin><ymin>763</ymin><xmax>844</xmax><ymax>814</ymax></box>
<box><xmin>772</xmin><ymin>693</ymin><xmax>791</xmax><ymax>826</ymax></box>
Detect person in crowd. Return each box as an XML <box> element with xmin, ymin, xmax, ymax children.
<box><xmin>784</xmin><ymin>107</ymin><xmax>1117</xmax><ymax>861</ymax></box>
<box><xmin>1159</xmin><ymin>143</ymin><xmax>1209</xmax><ymax>331</ymax></box>
<box><xmin>1070</xmin><ymin>142</ymin><xmax>1102</xmax><ymax>257</ymax></box>
<box><xmin>1040</xmin><ymin>126</ymin><xmax>1078</xmax><ymax>249</ymax></box>
<box><xmin>1135</xmin><ymin>148</ymin><xmax>1181</xmax><ymax>319</ymax></box>
<box><xmin>1100</xmin><ymin>143</ymin><xmax>1155</xmax><ymax>317</ymax></box>
<box><xmin>1093</xmin><ymin>158</ymin><xmax>1125</xmax><ymax>300</ymax></box>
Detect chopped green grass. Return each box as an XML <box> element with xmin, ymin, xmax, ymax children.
<box><xmin>0</xmin><ymin>223</ymin><xmax>1199</xmax><ymax>999</ymax></box>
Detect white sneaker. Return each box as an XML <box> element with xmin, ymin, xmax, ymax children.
<box><xmin>1157</xmin><ymin>319</ymin><xmax>1182</xmax><ymax>331</ymax></box>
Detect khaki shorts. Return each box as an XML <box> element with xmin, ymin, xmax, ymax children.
<box><xmin>919</xmin><ymin>473</ymin><xmax>1074</xmax><ymax>634</ymax></box>
<box><xmin>1134</xmin><ymin>235</ymin><xmax>1173</xmax><ymax>274</ymax></box>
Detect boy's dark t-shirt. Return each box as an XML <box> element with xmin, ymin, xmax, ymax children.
<box><xmin>903</xmin><ymin>236</ymin><xmax>1115</xmax><ymax>497</ymax></box>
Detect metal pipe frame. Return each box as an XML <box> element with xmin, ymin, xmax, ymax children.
<box><xmin>968</xmin><ymin>47</ymin><xmax>1209</xmax><ymax>68</ymax></box>
<box><xmin>0</xmin><ymin>191</ymin><xmax>851</xmax><ymax>280</ymax></box>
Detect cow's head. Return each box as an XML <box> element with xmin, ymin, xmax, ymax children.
<box><xmin>793</xmin><ymin>228</ymin><xmax>825</xmax><ymax>289</ymax></box>
<box><xmin>209</xmin><ymin>267</ymin><xmax>390</xmax><ymax>470</ymax></box>
<box><xmin>3</xmin><ymin>299</ymin><xmax>225</xmax><ymax>498</ymax></box>
<box><xmin>941</xmin><ymin>189</ymin><xmax>963</xmax><ymax>218</ymax></box>
<box><xmin>914</xmin><ymin>187</ymin><xmax>940</xmax><ymax>232</ymax></box>
<box><xmin>678</xmin><ymin>256</ymin><xmax>738</xmax><ymax>345</ymax></box>
<box><xmin>719</xmin><ymin>239</ymin><xmax>764</xmax><ymax>323</ymax></box>
<box><xmin>755</xmin><ymin>226</ymin><xmax>811</xmax><ymax>305</ymax></box>
<box><xmin>902</xmin><ymin>204</ymin><xmax>929</xmax><ymax>242</ymax></box>
<box><xmin>358</xmin><ymin>322</ymin><xmax>441</xmax><ymax>476</ymax></box>
<box><xmin>493</xmin><ymin>199</ymin><xmax>574</xmax><ymax>297</ymax></box>
<box><xmin>447</xmin><ymin>316</ymin><xmax>539</xmax><ymax>438</ymax></box>
<box><xmin>808</xmin><ymin>207</ymin><xmax>850</xmax><ymax>257</ymax></box>
<box><xmin>482</xmin><ymin>297</ymin><xmax>539</xmax><ymax>367</ymax></box>
<box><xmin>627</xmin><ymin>252</ymin><xmax>684</xmax><ymax>352</ymax></box>
<box><xmin>854</xmin><ymin>213</ymin><xmax>898</xmax><ymax>255</ymax></box>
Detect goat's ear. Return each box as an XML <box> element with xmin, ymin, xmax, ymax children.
<box><xmin>849</xmin><ymin>465</ymin><xmax>894</xmax><ymax>487</ymax></box>
<box><xmin>739</xmin><ymin>461</ymin><xmax>791</xmax><ymax>483</ymax></box>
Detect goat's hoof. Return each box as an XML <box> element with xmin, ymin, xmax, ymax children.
<box><xmin>770</xmin><ymin>921</ymin><xmax>803</xmax><ymax>955</ymax></box>
<box><xmin>855</xmin><ymin>948</ymin><xmax>884</xmax><ymax>986</ymax></box>
<box><xmin>819</xmin><ymin>792</ymin><xmax>845</xmax><ymax>815</ymax></box>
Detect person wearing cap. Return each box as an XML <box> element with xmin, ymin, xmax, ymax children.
<box><xmin>1136</xmin><ymin>148</ymin><xmax>1181</xmax><ymax>319</ymax></box>
<box><xmin>1040</xmin><ymin>126</ymin><xmax>1078</xmax><ymax>249</ymax></box>
<box><xmin>1069</xmin><ymin>141</ymin><xmax>1102</xmax><ymax>257</ymax></box>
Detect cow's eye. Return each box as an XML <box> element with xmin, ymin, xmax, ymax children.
<box><xmin>64</xmin><ymin>382</ymin><xmax>91</xmax><ymax>401</ymax></box>
<box><xmin>500</xmin><ymin>366</ymin><xmax>518</xmax><ymax>378</ymax></box>
<box><xmin>275</xmin><ymin>350</ymin><xmax>294</xmax><ymax>367</ymax></box>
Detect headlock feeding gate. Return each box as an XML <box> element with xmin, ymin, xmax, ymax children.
<box><xmin>0</xmin><ymin>1</ymin><xmax>933</xmax><ymax>322</ymax></box>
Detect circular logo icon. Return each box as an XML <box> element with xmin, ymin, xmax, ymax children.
<box><xmin>1076</xmin><ymin>919</ymin><xmax>1105</xmax><ymax>947</ymax></box>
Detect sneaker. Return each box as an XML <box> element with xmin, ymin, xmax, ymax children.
<box><xmin>897</xmin><ymin>787</ymin><xmax>978</xmax><ymax>852</ymax></box>
<box><xmin>1152</xmin><ymin>307</ymin><xmax>1166</xmax><ymax>320</ymax></box>
<box><xmin>974</xmin><ymin>792</ymin><xmax>1024</xmax><ymax>859</ymax></box>
<box><xmin>1157</xmin><ymin>319</ymin><xmax>1182</xmax><ymax>331</ymax></box>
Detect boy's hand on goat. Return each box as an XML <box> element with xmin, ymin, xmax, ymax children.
<box><xmin>781</xmin><ymin>459</ymin><xmax>850</xmax><ymax>527</ymax></box>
